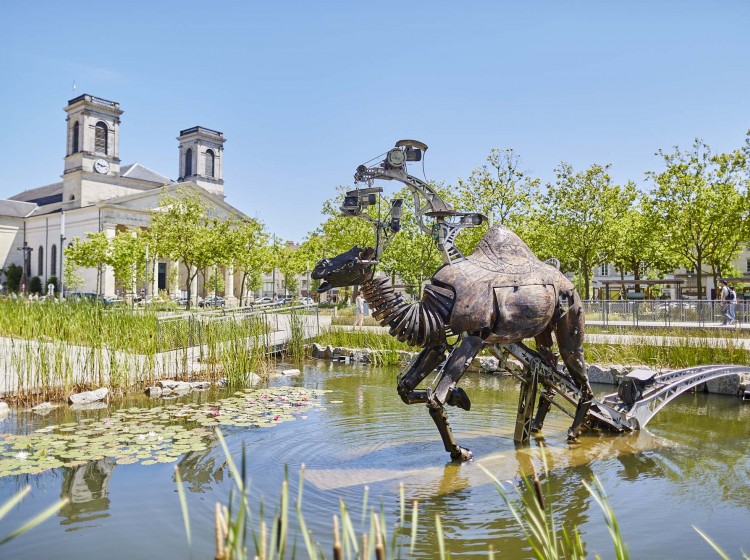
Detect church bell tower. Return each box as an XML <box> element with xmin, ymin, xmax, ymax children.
<box><xmin>177</xmin><ymin>126</ymin><xmax>225</xmax><ymax>197</ymax></box>
<box><xmin>62</xmin><ymin>94</ymin><xmax>123</xmax><ymax>209</ymax></box>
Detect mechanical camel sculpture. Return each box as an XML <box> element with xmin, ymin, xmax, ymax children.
<box><xmin>312</xmin><ymin>140</ymin><xmax>594</xmax><ymax>461</ymax></box>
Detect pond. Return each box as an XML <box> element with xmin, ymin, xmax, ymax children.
<box><xmin>1</xmin><ymin>360</ymin><xmax>749</xmax><ymax>558</ymax></box>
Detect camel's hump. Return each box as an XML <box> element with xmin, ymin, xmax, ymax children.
<box><xmin>465</xmin><ymin>225</ymin><xmax>552</xmax><ymax>277</ymax></box>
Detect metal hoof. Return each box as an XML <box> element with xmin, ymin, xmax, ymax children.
<box><xmin>566</xmin><ymin>430</ymin><xmax>579</xmax><ymax>443</ymax></box>
<box><xmin>447</xmin><ymin>387</ymin><xmax>471</xmax><ymax>411</ymax></box>
<box><xmin>451</xmin><ymin>446</ymin><xmax>473</xmax><ymax>462</ymax></box>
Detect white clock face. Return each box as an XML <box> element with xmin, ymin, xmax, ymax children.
<box><xmin>94</xmin><ymin>159</ymin><xmax>110</xmax><ymax>174</ymax></box>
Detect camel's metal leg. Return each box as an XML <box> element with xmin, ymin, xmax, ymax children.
<box><xmin>514</xmin><ymin>359</ymin><xmax>540</xmax><ymax>443</ymax></box>
<box><xmin>532</xmin><ymin>327</ymin><xmax>558</xmax><ymax>433</ymax></box>
<box><xmin>531</xmin><ymin>388</ymin><xmax>555</xmax><ymax>433</ymax></box>
<box><xmin>427</xmin><ymin>334</ymin><xmax>484</xmax><ymax>461</ymax></box>
<box><xmin>555</xmin><ymin>290</ymin><xmax>594</xmax><ymax>441</ymax></box>
<box><xmin>396</xmin><ymin>343</ymin><xmax>448</xmax><ymax>405</ymax></box>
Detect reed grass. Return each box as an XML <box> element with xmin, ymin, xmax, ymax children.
<box><xmin>170</xmin><ymin>429</ymin><xmax>750</xmax><ymax>559</ymax></box>
<box><xmin>0</xmin><ymin>299</ymin><xmax>276</xmax><ymax>402</ymax></box>
<box><xmin>0</xmin><ymin>486</ymin><xmax>68</xmax><ymax>547</ymax></box>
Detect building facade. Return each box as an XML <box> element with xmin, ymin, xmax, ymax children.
<box><xmin>0</xmin><ymin>94</ymin><xmax>248</xmax><ymax>304</ymax></box>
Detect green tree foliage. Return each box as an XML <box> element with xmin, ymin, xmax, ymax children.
<box><xmin>149</xmin><ymin>188</ymin><xmax>226</xmax><ymax>309</ymax></box>
<box><xmin>4</xmin><ymin>264</ymin><xmax>22</xmax><ymax>292</ymax></box>
<box><xmin>65</xmin><ymin>231</ymin><xmax>110</xmax><ymax>295</ymax></box>
<box><xmin>455</xmin><ymin>148</ymin><xmax>540</xmax><ymax>250</ymax></box>
<box><xmin>534</xmin><ymin>163</ymin><xmax>637</xmax><ymax>299</ymax></box>
<box><xmin>29</xmin><ymin>276</ymin><xmax>42</xmax><ymax>294</ymax></box>
<box><xmin>606</xmin><ymin>197</ymin><xmax>676</xmax><ymax>294</ymax></box>
<box><xmin>228</xmin><ymin>218</ymin><xmax>269</xmax><ymax>305</ymax></box>
<box><xmin>646</xmin><ymin>139</ymin><xmax>750</xmax><ymax>299</ymax></box>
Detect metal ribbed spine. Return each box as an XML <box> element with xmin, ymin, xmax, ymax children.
<box><xmin>362</xmin><ymin>276</ymin><xmax>454</xmax><ymax>348</ymax></box>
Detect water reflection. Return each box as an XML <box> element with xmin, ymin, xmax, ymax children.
<box><xmin>59</xmin><ymin>459</ymin><xmax>115</xmax><ymax>528</ymax></box>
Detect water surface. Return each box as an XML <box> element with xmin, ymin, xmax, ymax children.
<box><xmin>1</xmin><ymin>360</ymin><xmax>748</xmax><ymax>558</ymax></box>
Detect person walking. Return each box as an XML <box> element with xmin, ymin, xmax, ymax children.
<box><xmin>719</xmin><ymin>280</ymin><xmax>730</xmax><ymax>325</ymax></box>
<box><xmin>353</xmin><ymin>289</ymin><xmax>364</xmax><ymax>329</ymax></box>
<box><xmin>727</xmin><ymin>284</ymin><xmax>737</xmax><ymax>325</ymax></box>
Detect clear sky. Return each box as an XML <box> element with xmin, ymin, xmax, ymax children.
<box><xmin>2</xmin><ymin>1</ymin><xmax>749</xmax><ymax>242</ymax></box>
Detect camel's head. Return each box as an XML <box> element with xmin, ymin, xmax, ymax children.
<box><xmin>312</xmin><ymin>246</ymin><xmax>377</xmax><ymax>293</ymax></box>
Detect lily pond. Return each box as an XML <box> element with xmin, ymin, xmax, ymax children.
<box><xmin>1</xmin><ymin>360</ymin><xmax>749</xmax><ymax>559</ymax></box>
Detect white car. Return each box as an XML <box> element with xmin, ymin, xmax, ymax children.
<box><xmin>299</xmin><ymin>297</ymin><xmax>315</xmax><ymax>307</ymax></box>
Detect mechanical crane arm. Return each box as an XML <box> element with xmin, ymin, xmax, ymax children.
<box><xmin>341</xmin><ymin>140</ymin><xmax>485</xmax><ymax>264</ymax></box>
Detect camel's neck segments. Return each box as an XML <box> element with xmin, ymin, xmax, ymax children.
<box><xmin>362</xmin><ymin>275</ymin><xmax>454</xmax><ymax>348</ymax></box>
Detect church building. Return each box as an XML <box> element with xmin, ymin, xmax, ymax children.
<box><xmin>0</xmin><ymin>94</ymin><xmax>247</xmax><ymax>303</ymax></box>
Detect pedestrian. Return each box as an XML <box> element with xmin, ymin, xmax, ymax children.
<box><xmin>719</xmin><ymin>280</ymin><xmax>731</xmax><ymax>325</ymax></box>
<box><xmin>727</xmin><ymin>284</ymin><xmax>737</xmax><ymax>325</ymax></box>
<box><xmin>353</xmin><ymin>289</ymin><xmax>364</xmax><ymax>329</ymax></box>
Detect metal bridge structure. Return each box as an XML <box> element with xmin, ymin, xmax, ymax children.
<box><xmin>491</xmin><ymin>342</ymin><xmax>750</xmax><ymax>444</ymax></box>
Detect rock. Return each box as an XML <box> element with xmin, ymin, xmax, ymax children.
<box><xmin>69</xmin><ymin>387</ymin><xmax>109</xmax><ymax>405</ymax></box>
<box><xmin>146</xmin><ymin>386</ymin><xmax>163</xmax><ymax>398</ymax></box>
<box><xmin>190</xmin><ymin>381</ymin><xmax>211</xmax><ymax>390</ymax></box>
<box><xmin>157</xmin><ymin>380</ymin><xmax>193</xmax><ymax>394</ymax></box>
<box><xmin>705</xmin><ymin>374</ymin><xmax>741</xmax><ymax>395</ymax></box>
<box><xmin>398</xmin><ymin>351</ymin><xmax>418</xmax><ymax>365</ymax></box>
<box><xmin>324</xmin><ymin>345</ymin><xmax>334</xmax><ymax>359</ymax></box>
<box><xmin>0</xmin><ymin>401</ymin><xmax>8</xmax><ymax>414</ymax></box>
<box><xmin>217</xmin><ymin>378</ymin><xmax>228</xmax><ymax>387</ymax></box>
<box><xmin>477</xmin><ymin>356</ymin><xmax>500</xmax><ymax>374</ymax></box>
<box><xmin>32</xmin><ymin>401</ymin><xmax>54</xmax><ymax>411</ymax></box>
<box><xmin>587</xmin><ymin>364</ymin><xmax>618</xmax><ymax>385</ymax></box>
<box><xmin>245</xmin><ymin>373</ymin><xmax>262</xmax><ymax>386</ymax></box>
<box><xmin>311</xmin><ymin>343</ymin><xmax>326</xmax><ymax>358</ymax></box>
<box><xmin>353</xmin><ymin>349</ymin><xmax>369</xmax><ymax>363</ymax></box>
<box><xmin>281</xmin><ymin>368</ymin><xmax>301</xmax><ymax>376</ymax></box>
<box><xmin>70</xmin><ymin>402</ymin><xmax>108</xmax><ymax>411</ymax></box>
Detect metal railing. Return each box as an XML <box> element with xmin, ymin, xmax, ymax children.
<box><xmin>583</xmin><ymin>299</ymin><xmax>747</xmax><ymax>328</ymax></box>
<box><xmin>155</xmin><ymin>303</ymin><xmax>321</xmax><ymax>352</ymax></box>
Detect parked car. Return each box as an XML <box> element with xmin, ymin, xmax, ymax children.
<box><xmin>103</xmin><ymin>295</ymin><xmax>125</xmax><ymax>306</ymax></box>
<box><xmin>175</xmin><ymin>296</ymin><xmax>189</xmax><ymax>306</ymax></box>
<box><xmin>299</xmin><ymin>297</ymin><xmax>315</xmax><ymax>307</ymax></box>
<box><xmin>257</xmin><ymin>297</ymin><xmax>274</xmax><ymax>305</ymax></box>
<box><xmin>199</xmin><ymin>295</ymin><xmax>225</xmax><ymax>308</ymax></box>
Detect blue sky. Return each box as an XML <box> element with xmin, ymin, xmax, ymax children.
<box><xmin>1</xmin><ymin>1</ymin><xmax>749</xmax><ymax>242</ymax></box>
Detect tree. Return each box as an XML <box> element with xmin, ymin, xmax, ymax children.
<box><xmin>455</xmin><ymin>148</ymin><xmax>540</xmax><ymax>249</ymax></box>
<box><xmin>229</xmin><ymin>218</ymin><xmax>269</xmax><ymax>305</ymax></box>
<box><xmin>149</xmin><ymin>188</ymin><xmax>225</xmax><ymax>309</ymax></box>
<box><xmin>535</xmin><ymin>163</ymin><xmax>637</xmax><ymax>299</ymax></box>
<box><xmin>4</xmin><ymin>264</ymin><xmax>22</xmax><ymax>292</ymax></box>
<box><xmin>646</xmin><ymin>139</ymin><xmax>750</xmax><ymax>299</ymax></box>
<box><xmin>606</xmin><ymin>197</ymin><xmax>677</xmax><ymax>296</ymax></box>
<box><xmin>64</xmin><ymin>232</ymin><xmax>110</xmax><ymax>295</ymax></box>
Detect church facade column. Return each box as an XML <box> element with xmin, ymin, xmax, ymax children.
<box><xmin>225</xmin><ymin>266</ymin><xmax>237</xmax><ymax>307</ymax></box>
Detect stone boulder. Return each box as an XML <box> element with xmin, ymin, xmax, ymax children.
<box><xmin>190</xmin><ymin>381</ymin><xmax>211</xmax><ymax>390</ymax></box>
<box><xmin>705</xmin><ymin>374</ymin><xmax>742</xmax><ymax>396</ymax></box>
<box><xmin>145</xmin><ymin>386</ymin><xmax>163</xmax><ymax>398</ymax></box>
<box><xmin>281</xmin><ymin>368</ymin><xmax>301</xmax><ymax>376</ymax></box>
<box><xmin>157</xmin><ymin>380</ymin><xmax>192</xmax><ymax>394</ymax></box>
<box><xmin>69</xmin><ymin>387</ymin><xmax>109</xmax><ymax>405</ymax></box>
<box><xmin>310</xmin><ymin>343</ymin><xmax>325</xmax><ymax>358</ymax></box>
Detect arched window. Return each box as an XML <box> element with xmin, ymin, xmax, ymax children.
<box><xmin>38</xmin><ymin>246</ymin><xmax>44</xmax><ymax>277</ymax></box>
<box><xmin>72</xmin><ymin>121</ymin><xmax>80</xmax><ymax>154</ymax></box>
<box><xmin>185</xmin><ymin>148</ymin><xmax>193</xmax><ymax>176</ymax></box>
<box><xmin>205</xmin><ymin>149</ymin><xmax>215</xmax><ymax>178</ymax></box>
<box><xmin>95</xmin><ymin>122</ymin><xmax>108</xmax><ymax>154</ymax></box>
<box><xmin>51</xmin><ymin>245</ymin><xmax>57</xmax><ymax>276</ymax></box>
